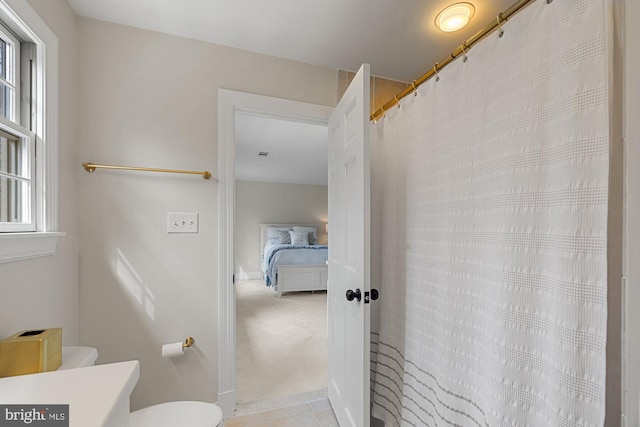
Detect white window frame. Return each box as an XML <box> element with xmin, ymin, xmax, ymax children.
<box><xmin>0</xmin><ymin>0</ymin><xmax>64</xmax><ymax>263</ymax></box>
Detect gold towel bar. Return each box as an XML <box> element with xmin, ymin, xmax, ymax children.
<box><xmin>82</xmin><ymin>162</ymin><xmax>213</xmax><ymax>180</ymax></box>
<box><xmin>183</xmin><ymin>337</ymin><xmax>195</xmax><ymax>349</ymax></box>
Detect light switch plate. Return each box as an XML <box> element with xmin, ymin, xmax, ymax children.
<box><xmin>167</xmin><ymin>212</ymin><xmax>199</xmax><ymax>233</ymax></box>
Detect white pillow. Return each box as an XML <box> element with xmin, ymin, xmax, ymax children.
<box><xmin>292</xmin><ymin>226</ymin><xmax>317</xmax><ymax>244</ymax></box>
<box><xmin>289</xmin><ymin>230</ymin><xmax>309</xmax><ymax>245</ymax></box>
<box><xmin>267</xmin><ymin>226</ymin><xmax>292</xmax><ymax>240</ymax></box>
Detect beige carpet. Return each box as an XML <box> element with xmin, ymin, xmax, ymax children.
<box><xmin>236</xmin><ymin>279</ymin><xmax>328</xmax><ymax>404</ymax></box>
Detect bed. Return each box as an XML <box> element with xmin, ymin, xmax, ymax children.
<box><xmin>260</xmin><ymin>223</ymin><xmax>328</xmax><ymax>298</ymax></box>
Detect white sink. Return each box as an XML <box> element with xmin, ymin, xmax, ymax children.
<box><xmin>0</xmin><ymin>360</ymin><xmax>140</xmax><ymax>426</ymax></box>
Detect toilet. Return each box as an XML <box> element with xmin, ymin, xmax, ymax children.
<box><xmin>59</xmin><ymin>346</ymin><xmax>100</xmax><ymax>370</ymax></box>
<box><xmin>60</xmin><ymin>346</ymin><xmax>224</xmax><ymax>427</ymax></box>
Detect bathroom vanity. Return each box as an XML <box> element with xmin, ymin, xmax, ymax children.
<box><xmin>0</xmin><ymin>360</ymin><xmax>140</xmax><ymax>426</ymax></box>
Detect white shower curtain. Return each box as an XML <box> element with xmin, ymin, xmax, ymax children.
<box><xmin>370</xmin><ymin>0</ymin><xmax>610</xmax><ymax>426</ymax></box>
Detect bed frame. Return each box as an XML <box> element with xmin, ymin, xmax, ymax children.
<box><xmin>259</xmin><ymin>223</ymin><xmax>328</xmax><ymax>298</ymax></box>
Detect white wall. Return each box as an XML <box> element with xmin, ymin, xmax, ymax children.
<box><xmin>0</xmin><ymin>0</ymin><xmax>79</xmax><ymax>345</ymax></box>
<box><xmin>624</xmin><ymin>0</ymin><xmax>640</xmax><ymax>424</ymax></box>
<box><xmin>76</xmin><ymin>17</ymin><xmax>337</xmax><ymax>410</ymax></box>
<box><xmin>235</xmin><ymin>180</ymin><xmax>328</xmax><ymax>277</ymax></box>
<box><xmin>606</xmin><ymin>1</ymin><xmax>625</xmax><ymax>424</ymax></box>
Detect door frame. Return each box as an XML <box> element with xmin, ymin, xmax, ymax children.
<box><xmin>217</xmin><ymin>89</ymin><xmax>333</xmax><ymax>418</ymax></box>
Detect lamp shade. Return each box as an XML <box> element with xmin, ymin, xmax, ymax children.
<box><xmin>435</xmin><ymin>3</ymin><xmax>475</xmax><ymax>32</ymax></box>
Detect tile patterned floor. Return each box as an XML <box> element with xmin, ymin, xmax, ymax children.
<box><xmin>225</xmin><ymin>391</ymin><xmax>338</xmax><ymax>427</ymax></box>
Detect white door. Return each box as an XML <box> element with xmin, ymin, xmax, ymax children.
<box><xmin>327</xmin><ymin>63</ymin><xmax>371</xmax><ymax>427</ymax></box>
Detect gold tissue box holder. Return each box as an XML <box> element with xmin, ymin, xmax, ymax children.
<box><xmin>0</xmin><ymin>328</ymin><xmax>62</xmax><ymax>377</ymax></box>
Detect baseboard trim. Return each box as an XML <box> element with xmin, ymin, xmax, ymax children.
<box><xmin>218</xmin><ymin>389</ymin><xmax>236</xmax><ymax>419</ymax></box>
<box><xmin>235</xmin><ymin>272</ymin><xmax>262</xmax><ymax>280</ymax></box>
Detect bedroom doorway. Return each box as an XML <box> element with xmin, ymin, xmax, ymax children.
<box><xmin>234</xmin><ymin>115</ymin><xmax>329</xmax><ymax>404</ymax></box>
<box><xmin>217</xmin><ymin>89</ymin><xmax>334</xmax><ymax>417</ymax></box>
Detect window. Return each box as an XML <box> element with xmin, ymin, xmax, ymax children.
<box><xmin>0</xmin><ymin>22</ymin><xmax>35</xmax><ymax>233</ymax></box>
<box><xmin>0</xmin><ymin>127</ymin><xmax>35</xmax><ymax>230</ymax></box>
<box><xmin>0</xmin><ymin>22</ymin><xmax>35</xmax><ymax>231</ymax></box>
<box><xmin>0</xmin><ymin>0</ymin><xmax>62</xmax><ymax>263</ymax></box>
<box><xmin>0</xmin><ymin>25</ymin><xmax>19</xmax><ymax>122</ymax></box>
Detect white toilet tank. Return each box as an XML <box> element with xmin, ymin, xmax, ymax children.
<box><xmin>58</xmin><ymin>346</ymin><xmax>98</xmax><ymax>370</ymax></box>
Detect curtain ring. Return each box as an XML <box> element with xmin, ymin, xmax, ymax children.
<box><xmin>394</xmin><ymin>95</ymin><xmax>400</xmax><ymax>109</ymax></box>
<box><xmin>497</xmin><ymin>14</ymin><xmax>504</xmax><ymax>38</ymax></box>
<box><xmin>433</xmin><ymin>63</ymin><xmax>440</xmax><ymax>82</ymax></box>
<box><xmin>411</xmin><ymin>80</ymin><xmax>418</xmax><ymax>96</ymax></box>
<box><xmin>461</xmin><ymin>42</ymin><xmax>469</xmax><ymax>63</ymax></box>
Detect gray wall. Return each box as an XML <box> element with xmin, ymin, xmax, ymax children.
<box><xmin>235</xmin><ymin>180</ymin><xmax>328</xmax><ymax>278</ymax></box>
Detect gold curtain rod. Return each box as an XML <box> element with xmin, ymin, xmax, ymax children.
<box><xmin>370</xmin><ymin>0</ymin><xmax>536</xmax><ymax>122</ymax></box>
<box><xmin>82</xmin><ymin>162</ymin><xmax>213</xmax><ymax>180</ymax></box>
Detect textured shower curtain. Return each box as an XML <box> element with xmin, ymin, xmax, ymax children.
<box><xmin>370</xmin><ymin>0</ymin><xmax>610</xmax><ymax>426</ymax></box>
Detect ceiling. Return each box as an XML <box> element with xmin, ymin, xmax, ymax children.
<box><xmin>234</xmin><ymin>113</ymin><xmax>328</xmax><ymax>186</ymax></box>
<box><xmin>66</xmin><ymin>0</ymin><xmax>517</xmax><ymax>185</ymax></box>
<box><xmin>66</xmin><ymin>0</ymin><xmax>517</xmax><ymax>82</ymax></box>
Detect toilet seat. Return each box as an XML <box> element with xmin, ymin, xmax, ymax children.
<box><xmin>130</xmin><ymin>401</ymin><xmax>224</xmax><ymax>427</ymax></box>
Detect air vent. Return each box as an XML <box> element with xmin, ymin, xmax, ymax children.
<box><xmin>257</xmin><ymin>151</ymin><xmax>270</xmax><ymax>157</ymax></box>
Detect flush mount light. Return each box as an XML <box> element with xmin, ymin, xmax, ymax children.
<box><xmin>435</xmin><ymin>2</ymin><xmax>475</xmax><ymax>32</ymax></box>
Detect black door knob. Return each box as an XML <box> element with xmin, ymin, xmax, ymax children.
<box><xmin>346</xmin><ymin>288</ymin><xmax>362</xmax><ymax>302</ymax></box>
<box><xmin>371</xmin><ymin>289</ymin><xmax>379</xmax><ymax>300</ymax></box>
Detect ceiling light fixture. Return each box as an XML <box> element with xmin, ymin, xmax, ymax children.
<box><xmin>435</xmin><ymin>3</ymin><xmax>475</xmax><ymax>32</ymax></box>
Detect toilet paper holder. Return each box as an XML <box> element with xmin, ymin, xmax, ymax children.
<box><xmin>183</xmin><ymin>337</ymin><xmax>195</xmax><ymax>349</ymax></box>
<box><xmin>161</xmin><ymin>337</ymin><xmax>195</xmax><ymax>358</ymax></box>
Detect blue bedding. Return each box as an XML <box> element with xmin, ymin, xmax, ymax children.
<box><xmin>263</xmin><ymin>240</ymin><xmax>328</xmax><ymax>287</ymax></box>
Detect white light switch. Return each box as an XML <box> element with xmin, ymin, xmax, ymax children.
<box><xmin>167</xmin><ymin>212</ymin><xmax>199</xmax><ymax>233</ymax></box>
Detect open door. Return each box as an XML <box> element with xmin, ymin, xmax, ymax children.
<box><xmin>327</xmin><ymin>64</ymin><xmax>371</xmax><ymax>427</ymax></box>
